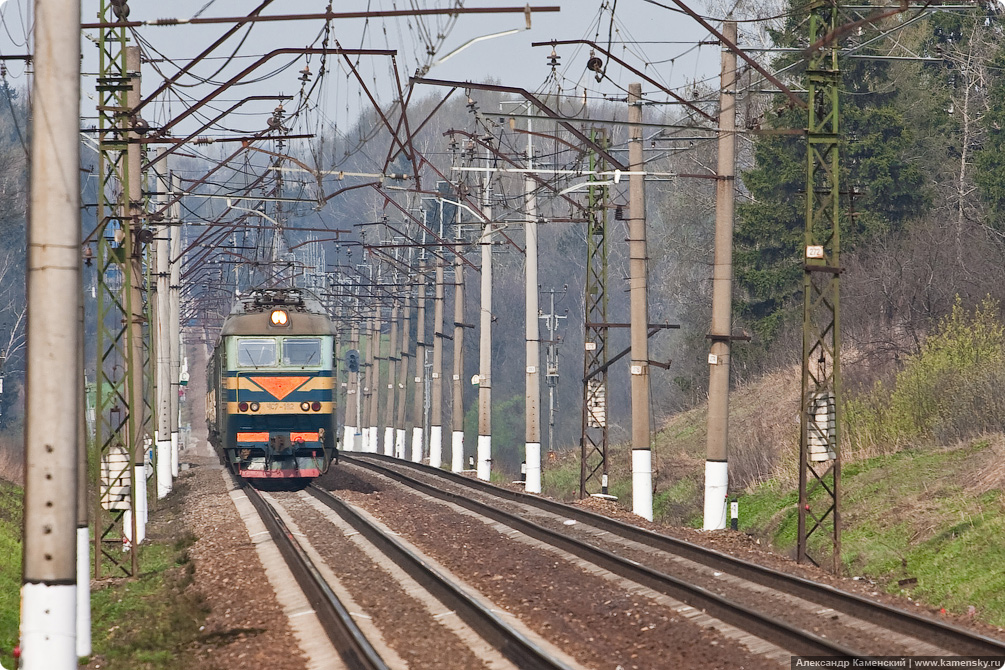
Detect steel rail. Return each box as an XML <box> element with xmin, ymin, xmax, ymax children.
<box><xmin>344</xmin><ymin>453</ymin><xmax>1005</xmax><ymax>657</ymax></box>
<box><xmin>241</xmin><ymin>483</ymin><xmax>390</xmax><ymax>670</ymax></box>
<box><xmin>305</xmin><ymin>485</ymin><xmax>577</xmax><ymax>670</ymax></box>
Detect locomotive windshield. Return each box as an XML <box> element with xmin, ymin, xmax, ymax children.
<box><xmin>237</xmin><ymin>338</ymin><xmax>276</xmax><ymax>367</ymax></box>
<box><xmin>282</xmin><ymin>338</ymin><xmax>321</xmax><ymax>367</ymax></box>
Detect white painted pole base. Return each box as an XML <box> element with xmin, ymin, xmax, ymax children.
<box><xmin>451</xmin><ymin>431</ymin><xmax>464</xmax><ymax>473</ymax></box>
<box><xmin>394</xmin><ymin>429</ymin><xmax>406</xmax><ymax>459</ymax></box>
<box><xmin>525</xmin><ymin>442</ymin><xmax>541</xmax><ymax>493</ymax></box>
<box><xmin>632</xmin><ymin>449</ymin><xmax>653</xmax><ymax>522</ymax></box>
<box><xmin>76</xmin><ymin>526</ymin><xmax>91</xmax><ymax>657</ymax></box>
<box><xmin>366</xmin><ymin>426</ymin><xmax>379</xmax><ymax>453</ymax></box>
<box><xmin>156</xmin><ymin>439</ymin><xmax>172</xmax><ymax>499</ymax></box>
<box><xmin>170</xmin><ymin>431</ymin><xmax>179</xmax><ymax>478</ymax></box>
<box><xmin>383</xmin><ymin>427</ymin><xmax>394</xmax><ymax>456</ymax></box>
<box><xmin>477</xmin><ymin>434</ymin><xmax>491</xmax><ymax>481</ymax></box>
<box><xmin>342</xmin><ymin>425</ymin><xmax>356</xmax><ymax>452</ymax></box>
<box><xmin>135</xmin><ymin>465</ymin><xmax>147</xmax><ymax>544</ymax></box>
<box><xmin>429</xmin><ymin>425</ymin><xmax>442</xmax><ymax>467</ymax></box>
<box><xmin>410</xmin><ymin>426</ymin><xmax>423</xmax><ymax>463</ymax></box>
<box><xmin>20</xmin><ymin>582</ymin><xmax>76</xmax><ymax>669</ymax></box>
<box><xmin>703</xmin><ymin>460</ymin><xmax>729</xmax><ymax>530</ymax></box>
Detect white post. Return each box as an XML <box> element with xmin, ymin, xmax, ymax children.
<box><xmin>21</xmin><ymin>1</ymin><xmax>81</xmax><ymax>665</ymax></box>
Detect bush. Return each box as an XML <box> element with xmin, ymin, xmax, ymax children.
<box><xmin>844</xmin><ymin>297</ymin><xmax>1005</xmax><ymax>455</ymax></box>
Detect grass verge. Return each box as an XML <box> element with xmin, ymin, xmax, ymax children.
<box><xmin>740</xmin><ymin>437</ymin><xmax>1005</xmax><ymax>625</ymax></box>
<box><xmin>86</xmin><ymin>530</ymin><xmax>208</xmax><ymax>669</ymax></box>
<box><xmin>0</xmin><ymin>480</ymin><xmax>22</xmax><ymax>669</ymax></box>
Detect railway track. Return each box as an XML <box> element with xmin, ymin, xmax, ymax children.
<box><xmin>241</xmin><ymin>482</ymin><xmax>389</xmax><ymax>670</ymax></box>
<box><xmin>245</xmin><ymin>480</ymin><xmax>579</xmax><ymax>670</ymax></box>
<box><xmin>341</xmin><ymin>452</ymin><xmax>1005</xmax><ymax>661</ymax></box>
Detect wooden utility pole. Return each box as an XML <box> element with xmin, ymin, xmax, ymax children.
<box><xmin>704</xmin><ymin>20</ymin><xmax>738</xmax><ymax>530</ymax></box>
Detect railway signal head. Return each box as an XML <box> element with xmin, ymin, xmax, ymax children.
<box><xmin>346</xmin><ymin>349</ymin><xmax>360</xmax><ymax>373</ymax></box>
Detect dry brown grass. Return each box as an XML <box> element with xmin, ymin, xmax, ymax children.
<box><xmin>0</xmin><ymin>438</ymin><xmax>23</xmax><ymax>485</ymax></box>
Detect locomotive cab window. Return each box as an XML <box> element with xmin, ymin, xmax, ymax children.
<box><xmin>282</xmin><ymin>338</ymin><xmax>322</xmax><ymax>367</ymax></box>
<box><xmin>237</xmin><ymin>338</ymin><xmax>276</xmax><ymax>367</ymax></box>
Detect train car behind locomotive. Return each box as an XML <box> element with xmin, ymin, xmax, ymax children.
<box><xmin>207</xmin><ymin>288</ymin><xmax>338</xmax><ymax>481</ymax></box>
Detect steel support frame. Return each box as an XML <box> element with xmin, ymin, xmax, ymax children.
<box><xmin>93</xmin><ymin>3</ymin><xmax>141</xmax><ymax>577</ymax></box>
<box><xmin>798</xmin><ymin>0</ymin><xmax>842</xmax><ymax>573</ymax></box>
<box><xmin>580</xmin><ymin>130</ymin><xmax>610</xmax><ymax>498</ymax></box>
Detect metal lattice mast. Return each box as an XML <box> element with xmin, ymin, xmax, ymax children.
<box><xmin>798</xmin><ymin>0</ymin><xmax>842</xmax><ymax>572</ymax></box>
<box><xmin>580</xmin><ymin>130</ymin><xmax>610</xmax><ymax>498</ymax></box>
<box><xmin>93</xmin><ymin>2</ymin><xmax>140</xmax><ymax>577</ymax></box>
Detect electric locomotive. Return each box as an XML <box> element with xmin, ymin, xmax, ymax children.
<box><xmin>207</xmin><ymin>288</ymin><xmax>338</xmax><ymax>480</ymax></box>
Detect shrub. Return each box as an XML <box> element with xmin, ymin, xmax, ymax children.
<box><xmin>844</xmin><ymin>297</ymin><xmax>1005</xmax><ymax>455</ymax></box>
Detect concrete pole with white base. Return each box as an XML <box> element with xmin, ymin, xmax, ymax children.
<box><xmin>524</xmin><ymin>124</ymin><xmax>542</xmax><ymax>494</ymax></box>
<box><xmin>343</xmin><ymin>323</ymin><xmax>359</xmax><ymax>451</ymax></box>
<box><xmin>704</xmin><ymin>20</ymin><xmax>738</xmax><ymax>531</ymax></box>
<box><xmin>77</xmin><ymin>299</ymin><xmax>91</xmax><ymax>658</ymax></box>
<box><xmin>155</xmin><ymin>149</ymin><xmax>172</xmax><ymax>499</ymax></box>
<box><xmin>429</xmin><ymin>261</ymin><xmax>445</xmax><ymax>466</ymax></box>
<box><xmin>477</xmin><ymin>168</ymin><xmax>493</xmax><ymax>482</ymax></box>
<box><xmin>168</xmin><ymin>175</ymin><xmax>181</xmax><ymax>477</ymax></box>
<box><xmin>395</xmin><ymin>297</ymin><xmax>410</xmax><ymax>458</ymax></box>
<box><xmin>411</xmin><ymin>269</ymin><xmax>427</xmax><ymax>462</ymax></box>
<box><xmin>366</xmin><ymin>309</ymin><xmax>382</xmax><ymax>453</ymax></box>
<box><xmin>627</xmin><ymin>83</ymin><xmax>653</xmax><ymax>522</ymax></box>
<box><xmin>383</xmin><ymin>302</ymin><xmax>399</xmax><ymax>455</ymax></box>
<box><xmin>124</xmin><ymin>45</ymin><xmax>148</xmax><ymax>549</ymax></box>
<box><xmin>21</xmin><ymin>0</ymin><xmax>81</xmax><ymax>665</ymax></box>
<box><xmin>451</xmin><ymin>251</ymin><xmax>465</xmax><ymax>473</ymax></box>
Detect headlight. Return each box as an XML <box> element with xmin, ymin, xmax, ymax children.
<box><xmin>249</xmin><ymin>402</ymin><xmax>260</xmax><ymax>412</ymax></box>
<box><xmin>270</xmin><ymin>309</ymin><xmax>289</xmax><ymax>326</ymax></box>
<box><xmin>300</xmin><ymin>401</ymin><xmax>310</xmax><ymax>412</ymax></box>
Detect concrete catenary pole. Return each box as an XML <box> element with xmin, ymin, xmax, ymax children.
<box><xmin>21</xmin><ymin>0</ymin><xmax>81</xmax><ymax>665</ymax></box>
<box><xmin>524</xmin><ymin>121</ymin><xmax>542</xmax><ymax>493</ymax></box>
<box><xmin>411</xmin><ymin>264</ymin><xmax>427</xmax><ymax>462</ymax></box>
<box><xmin>383</xmin><ymin>301</ymin><xmax>399</xmax><ymax>455</ymax></box>
<box><xmin>76</xmin><ymin>299</ymin><xmax>90</xmax><ymax>658</ymax></box>
<box><xmin>477</xmin><ymin>159</ymin><xmax>494</xmax><ymax>481</ymax></box>
<box><xmin>704</xmin><ymin>20</ymin><xmax>738</xmax><ymax>531</ymax></box>
<box><xmin>366</xmin><ymin>306</ymin><xmax>382</xmax><ymax>453</ymax></box>
<box><xmin>429</xmin><ymin>257</ymin><xmax>446</xmax><ymax>466</ymax></box>
<box><xmin>450</xmin><ymin>215</ymin><xmax>466</xmax><ymax>473</ymax></box>
<box><xmin>395</xmin><ymin>296</ymin><xmax>411</xmax><ymax>458</ymax></box>
<box><xmin>343</xmin><ymin>322</ymin><xmax>360</xmax><ymax>451</ymax></box>
<box><xmin>627</xmin><ymin>83</ymin><xmax>653</xmax><ymax>521</ymax></box>
<box><xmin>125</xmin><ymin>45</ymin><xmax>148</xmax><ymax>547</ymax></box>
<box><xmin>169</xmin><ymin>175</ymin><xmax>181</xmax><ymax>477</ymax></box>
<box><xmin>155</xmin><ymin>149</ymin><xmax>172</xmax><ymax>499</ymax></box>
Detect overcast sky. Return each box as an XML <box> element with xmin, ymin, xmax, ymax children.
<box><xmin>0</xmin><ymin>0</ymin><xmax>739</xmax><ymax>138</ymax></box>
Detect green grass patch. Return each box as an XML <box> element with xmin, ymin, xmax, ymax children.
<box><xmin>739</xmin><ymin>439</ymin><xmax>1005</xmax><ymax>625</ymax></box>
<box><xmin>88</xmin><ymin>532</ymin><xmax>208</xmax><ymax>669</ymax></box>
<box><xmin>0</xmin><ymin>481</ymin><xmax>22</xmax><ymax>668</ymax></box>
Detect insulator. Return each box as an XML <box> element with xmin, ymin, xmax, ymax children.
<box><xmin>548</xmin><ymin>49</ymin><xmax>560</xmax><ymax>68</ymax></box>
<box><xmin>586</xmin><ymin>56</ymin><xmax>603</xmax><ymax>73</ymax></box>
